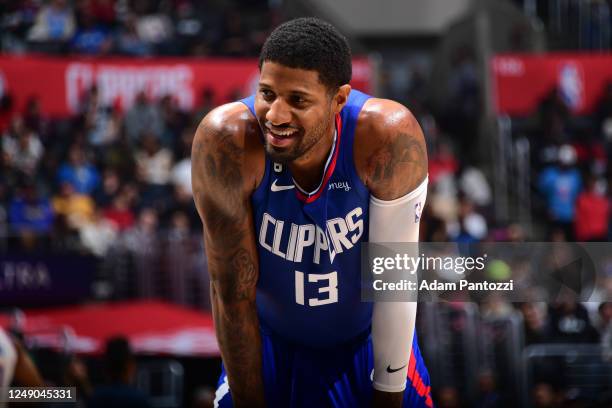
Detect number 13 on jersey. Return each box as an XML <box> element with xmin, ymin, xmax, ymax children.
<box><xmin>295</xmin><ymin>271</ymin><xmax>338</xmax><ymax>306</ymax></box>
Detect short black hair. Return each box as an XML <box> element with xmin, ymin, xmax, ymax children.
<box><xmin>259</xmin><ymin>17</ymin><xmax>352</xmax><ymax>91</ymax></box>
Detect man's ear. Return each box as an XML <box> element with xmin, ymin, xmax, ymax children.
<box><xmin>333</xmin><ymin>85</ymin><xmax>352</xmax><ymax>114</ymax></box>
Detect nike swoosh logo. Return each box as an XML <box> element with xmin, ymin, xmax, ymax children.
<box><xmin>386</xmin><ymin>364</ymin><xmax>407</xmax><ymax>373</ymax></box>
<box><xmin>271</xmin><ymin>179</ymin><xmax>294</xmax><ymax>192</ymax></box>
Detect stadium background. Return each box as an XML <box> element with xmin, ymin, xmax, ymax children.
<box><xmin>0</xmin><ymin>0</ymin><xmax>611</xmax><ymax>406</ymax></box>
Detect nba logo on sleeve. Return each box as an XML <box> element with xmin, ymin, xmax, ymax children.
<box><xmin>414</xmin><ymin>202</ymin><xmax>422</xmax><ymax>223</ymax></box>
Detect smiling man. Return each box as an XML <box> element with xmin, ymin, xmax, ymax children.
<box><xmin>192</xmin><ymin>17</ymin><xmax>432</xmax><ymax>408</ymax></box>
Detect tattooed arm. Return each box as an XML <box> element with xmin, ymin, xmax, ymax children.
<box><xmin>355</xmin><ymin>99</ymin><xmax>429</xmax><ymax>408</ymax></box>
<box><xmin>192</xmin><ymin>103</ymin><xmax>265</xmax><ymax>407</ymax></box>
<box><xmin>354</xmin><ymin>98</ymin><xmax>428</xmax><ymax>200</ymax></box>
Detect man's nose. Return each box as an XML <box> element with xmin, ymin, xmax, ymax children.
<box><xmin>266</xmin><ymin>98</ymin><xmax>291</xmax><ymax>126</ymax></box>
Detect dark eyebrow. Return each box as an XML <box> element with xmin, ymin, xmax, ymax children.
<box><xmin>257</xmin><ymin>82</ymin><xmax>314</xmax><ymax>97</ymax></box>
<box><xmin>289</xmin><ymin>91</ymin><xmax>311</xmax><ymax>98</ymax></box>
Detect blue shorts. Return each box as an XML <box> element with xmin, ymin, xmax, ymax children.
<box><xmin>214</xmin><ymin>327</ymin><xmax>433</xmax><ymax>408</ymax></box>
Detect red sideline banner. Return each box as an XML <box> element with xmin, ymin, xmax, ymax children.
<box><xmin>492</xmin><ymin>54</ymin><xmax>612</xmax><ymax>116</ymax></box>
<box><xmin>0</xmin><ymin>55</ymin><xmax>374</xmax><ymax>117</ymax></box>
<box><xmin>0</xmin><ymin>301</ymin><xmax>219</xmax><ymax>357</ymax></box>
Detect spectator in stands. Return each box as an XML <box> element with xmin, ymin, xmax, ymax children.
<box><xmin>532</xmin><ymin>383</ymin><xmax>562</xmax><ymax>408</ymax></box>
<box><xmin>52</xmin><ymin>181</ymin><xmax>95</xmax><ymax>228</ymax></box>
<box><xmin>476</xmin><ymin>369</ymin><xmax>500</xmax><ymax>408</ymax></box>
<box><xmin>115</xmin><ymin>14</ymin><xmax>152</xmax><ymax>56</ymax></box>
<box><xmin>168</xmin><ymin>210</ymin><xmax>190</xmax><ymax>240</ymax></box>
<box><xmin>124</xmin><ymin>91</ymin><xmax>163</xmax><ymax>145</ymax></box>
<box><xmin>135</xmin><ymin>132</ymin><xmax>173</xmax><ymax>207</ymax></box>
<box><xmin>519</xmin><ymin>302</ymin><xmax>553</xmax><ymax>345</ymax></box>
<box><xmin>171</xmin><ymin>128</ymin><xmax>193</xmax><ymax>198</ymax></box>
<box><xmin>23</xmin><ymin>96</ymin><xmax>48</xmax><ymax>136</ymax></box>
<box><xmin>133</xmin><ymin>1</ymin><xmax>174</xmax><ymax>53</ymax></box>
<box><xmin>102</xmin><ymin>185</ymin><xmax>136</xmax><ymax>231</ymax></box>
<box><xmin>80</xmin><ymin>207</ymin><xmax>118</xmax><ymax>257</ymax></box>
<box><xmin>87</xmin><ymin>336</ymin><xmax>151</xmax><ymax>408</ymax></box>
<box><xmin>82</xmin><ymin>87</ymin><xmax>122</xmax><ymax>147</ymax></box>
<box><xmin>71</xmin><ymin>8</ymin><xmax>112</xmax><ymax>55</ymax></box>
<box><xmin>123</xmin><ymin>207</ymin><xmax>159</xmax><ymax>298</ymax></box>
<box><xmin>57</xmin><ymin>144</ymin><xmax>100</xmax><ymax>195</ymax></box>
<box><xmin>94</xmin><ymin>168</ymin><xmax>121</xmax><ymax>207</ymax></box>
<box><xmin>448</xmin><ymin>195</ymin><xmax>488</xmax><ymax>243</ymax></box>
<box><xmin>598</xmin><ymin>302</ymin><xmax>612</xmax><ymax>333</ymax></box>
<box><xmin>160</xmin><ymin>95</ymin><xmax>188</xmax><ymax>148</ymax></box>
<box><xmin>429</xmin><ymin>140</ymin><xmax>458</xmax><ymax>186</ymax></box>
<box><xmin>538</xmin><ymin>144</ymin><xmax>582</xmax><ymax>240</ymax></box>
<box><xmin>502</xmin><ymin>223</ymin><xmax>527</xmax><ymax>242</ymax></box>
<box><xmin>548</xmin><ymin>297</ymin><xmax>599</xmax><ymax>343</ymax></box>
<box><xmin>49</xmin><ymin>212</ymin><xmax>84</xmax><ymax>252</ymax></box>
<box><xmin>123</xmin><ymin>207</ymin><xmax>158</xmax><ymax>252</ymax></box>
<box><xmin>458</xmin><ymin>163</ymin><xmax>492</xmax><ymax>209</ymax></box>
<box><xmin>538</xmin><ymin>87</ymin><xmax>570</xmax><ymax>141</ymax></box>
<box><xmin>28</xmin><ymin>0</ymin><xmax>76</xmax><ymax>42</ymax></box>
<box><xmin>574</xmin><ymin>174</ymin><xmax>609</xmax><ymax>241</ymax></box>
<box><xmin>2</xmin><ymin>117</ymin><xmax>44</xmax><ymax>177</ymax></box>
<box><xmin>8</xmin><ymin>182</ymin><xmax>54</xmax><ymax>235</ymax></box>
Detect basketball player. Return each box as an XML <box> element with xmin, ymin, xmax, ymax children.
<box><xmin>192</xmin><ymin>18</ymin><xmax>432</xmax><ymax>407</ymax></box>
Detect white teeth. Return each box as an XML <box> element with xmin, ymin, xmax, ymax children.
<box><xmin>268</xmin><ymin>128</ymin><xmax>297</xmax><ymax>137</ymax></box>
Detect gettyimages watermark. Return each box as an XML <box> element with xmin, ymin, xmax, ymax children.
<box><xmin>361</xmin><ymin>242</ymin><xmax>610</xmax><ymax>302</ymax></box>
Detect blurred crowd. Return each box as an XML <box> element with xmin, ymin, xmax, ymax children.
<box><xmin>393</xmin><ymin>54</ymin><xmax>612</xmax><ymax>406</ymax></box>
<box><xmin>0</xmin><ymin>87</ymin><xmax>207</xmax><ymax>257</ymax></box>
<box><xmin>1</xmin><ymin>0</ymin><xmax>280</xmax><ymax>57</ymax></box>
<box><xmin>409</xmin><ymin>65</ymin><xmax>612</xmax><ymax>246</ymax></box>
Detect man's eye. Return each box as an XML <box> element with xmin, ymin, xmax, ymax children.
<box><xmin>260</xmin><ymin>90</ymin><xmax>274</xmax><ymax>99</ymax></box>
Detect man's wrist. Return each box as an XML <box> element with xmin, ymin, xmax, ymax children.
<box><xmin>372</xmin><ymin>380</ymin><xmax>407</xmax><ymax>393</ymax></box>
<box><xmin>371</xmin><ymin>388</ymin><xmax>403</xmax><ymax>408</ymax></box>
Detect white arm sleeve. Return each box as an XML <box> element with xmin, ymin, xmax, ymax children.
<box><xmin>369</xmin><ymin>176</ymin><xmax>427</xmax><ymax>392</ymax></box>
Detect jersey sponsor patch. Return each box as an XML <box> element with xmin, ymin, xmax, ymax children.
<box><xmin>328</xmin><ymin>181</ymin><xmax>351</xmax><ymax>192</ymax></box>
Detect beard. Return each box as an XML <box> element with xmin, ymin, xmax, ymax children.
<box><xmin>260</xmin><ymin>114</ymin><xmax>333</xmax><ymax>164</ymax></box>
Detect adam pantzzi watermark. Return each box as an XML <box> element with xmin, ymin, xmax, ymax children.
<box><xmin>372</xmin><ymin>278</ymin><xmax>514</xmax><ymax>292</ymax></box>
<box><xmin>361</xmin><ymin>242</ymin><xmax>607</xmax><ymax>302</ymax></box>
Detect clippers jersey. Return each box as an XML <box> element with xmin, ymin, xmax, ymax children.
<box><xmin>242</xmin><ymin>90</ymin><xmax>372</xmax><ymax>348</ymax></box>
